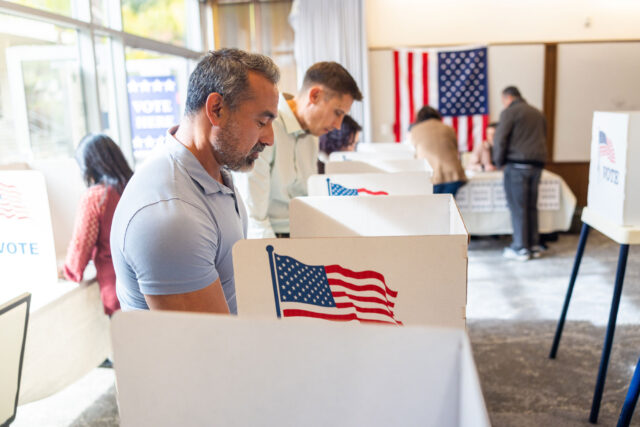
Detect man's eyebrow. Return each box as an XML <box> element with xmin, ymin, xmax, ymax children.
<box><xmin>259</xmin><ymin>110</ymin><xmax>277</xmax><ymax>119</ymax></box>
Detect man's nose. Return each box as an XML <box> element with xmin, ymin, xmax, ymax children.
<box><xmin>261</xmin><ymin>122</ymin><xmax>275</xmax><ymax>146</ymax></box>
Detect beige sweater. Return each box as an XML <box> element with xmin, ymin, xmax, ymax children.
<box><xmin>410</xmin><ymin>120</ymin><xmax>467</xmax><ymax>185</ymax></box>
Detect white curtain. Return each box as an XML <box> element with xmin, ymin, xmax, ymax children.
<box><xmin>289</xmin><ymin>0</ymin><xmax>371</xmax><ymax>140</ymax></box>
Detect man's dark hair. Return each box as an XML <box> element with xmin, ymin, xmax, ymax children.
<box><xmin>76</xmin><ymin>134</ymin><xmax>133</xmax><ymax>194</ymax></box>
<box><xmin>502</xmin><ymin>86</ymin><xmax>522</xmax><ymax>98</ymax></box>
<box><xmin>301</xmin><ymin>62</ymin><xmax>363</xmax><ymax>101</ymax></box>
<box><xmin>487</xmin><ymin>122</ymin><xmax>498</xmax><ymax>129</ymax></box>
<box><xmin>319</xmin><ymin>115</ymin><xmax>362</xmax><ymax>155</ymax></box>
<box><xmin>414</xmin><ymin>106</ymin><xmax>442</xmax><ymax>125</ymax></box>
<box><xmin>185</xmin><ymin>48</ymin><xmax>280</xmax><ymax>115</ymax></box>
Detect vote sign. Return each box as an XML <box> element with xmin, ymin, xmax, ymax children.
<box><xmin>0</xmin><ymin>171</ymin><xmax>57</xmax><ymax>299</ymax></box>
<box><xmin>127</xmin><ymin>76</ymin><xmax>181</xmax><ymax>155</ymax></box>
<box><xmin>588</xmin><ymin>111</ymin><xmax>640</xmax><ymax>226</ymax></box>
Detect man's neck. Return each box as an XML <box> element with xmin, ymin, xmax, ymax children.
<box><xmin>289</xmin><ymin>96</ymin><xmax>309</xmax><ymax>131</ymax></box>
<box><xmin>173</xmin><ymin>117</ymin><xmax>224</xmax><ymax>183</ymax></box>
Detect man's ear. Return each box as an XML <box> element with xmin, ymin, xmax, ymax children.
<box><xmin>205</xmin><ymin>92</ymin><xmax>224</xmax><ymax>125</ymax></box>
<box><xmin>308</xmin><ymin>86</ymin><xmax>322</xmax><ymax>105</ymax></box>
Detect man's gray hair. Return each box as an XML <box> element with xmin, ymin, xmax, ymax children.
<box><xmin>185</xmin><ymin>48</ymin><xmax>280</xmax><ymax>115</ymax></box>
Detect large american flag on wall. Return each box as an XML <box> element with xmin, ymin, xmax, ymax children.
<box><xmin>393</xmin><ymin>46</ymin><xmax>489</xmax><ymax>152</ymax></box>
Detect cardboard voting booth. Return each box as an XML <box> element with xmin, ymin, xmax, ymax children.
<box><xmin>356</xmin><ymin>142</ymin><xmax>415</xmax><ymax>153</ymax></box>
<box><xmin>0</xmin><ymin>166</ymin><xmax>110</xmax><ymax>405</ymax></box>
<box><xmin>234</xmin><ymin>234</ymin><xmax>468</xmax><ymax>327</ymax></box>
<box><xmin>329</xmin><ymin>150</ymin><xmax>415</xmax><ymax>162</ymax></box>
<box><xmin>308</xmin><ymin>172</ymin><xmax>433</xmax><ymax>196</ymax></box>
<box><xmin>326</xmin><ymin>158</ymin><xmax>432</xmax><ymax>174</ymax></box>
<box><xmin>30</xmin><ymin>158</ymin><xmax>86</xmax><ymax>260</ymax></box>
<box><xmin>0</xmin><ymin>293</ymin><xmax>30</xmax><ymax>427</ymax></box>
<box><xmin>0</xmin><ymin>171</ymin><xmax>58</xmax><ymax>293</ymax></box>
<box><xmin>289</xmin><ymin>194</ymin><xmax>466</xmax><ymax>238</ymax></box>
<box><xmin>588</xmin><ymin>111</ymin><xmax>640</xmax><ymax>226</ymax></box>
<box><xmin>111</xmin><ymin>311</ymin><xmax>490</xmax><ymax>427</ymax></box>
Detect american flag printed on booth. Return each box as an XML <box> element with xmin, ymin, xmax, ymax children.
<box><xmin>393</xmin><ymin>46</ymin><xmax>489</xmax><ymax>152</ymax></box>
<box><xmin>0</xmin><ymin>182</ymin><xmax>29</xmax><ymax>220</ymax></box>
<box><xmin>598</xmin><ymin>130</ymin><xmax>616</xmax><ymax>164</ymax></box>
<box><xmin>326</xmin><ymin>179</ymin><xmax>388</xmax><ymax>196</ymax></box>
<box><xmin>266</xmin><ymin>246</ymin><xmax>402</xmax><ymax>325</ymax></box>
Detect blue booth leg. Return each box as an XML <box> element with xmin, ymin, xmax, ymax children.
<box><xmin>590</xmin><ymin>244</ymin><xmax>630</xmax><ymax>424</ymax></box>
<box><xmin>550</xmin><ymin>223</ymin><xmax>591</xmax><ymax>359</ymax></box>
<box><xmin>617</xmin><ymin>356</ymin><xmax>640</xmax><ymax>427</ymax></box>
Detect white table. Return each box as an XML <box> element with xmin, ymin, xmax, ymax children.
<box><xmin>455</xmin><ymin>170</ymin><xmax>577</xmax><ymax>235</ymax></box>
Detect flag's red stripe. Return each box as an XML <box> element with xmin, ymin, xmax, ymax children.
<box><xmin>452</xmin><ymin>116</ymin><xmax>459</xmax><ymax>136</ymax></box>
<box><xmin>332</xmin><ymin>291</ymin><xmax>396</xmax><ymax>308</ymax></box>
<box><xmin>282</xmin><ymin>309</ymin><xmax>398</xmax><ymax>325</ymax></box>
<box><xmin>393</xmin><ymin>51</ymin><xmax>401</xmax><ymax>143</ymax></box>
<box><xmin>467</xmin><ymin>116</ymin><xmax>474</xmax><ymax>152</ymax></box>
<box><xmin>328</xmin><ymin>278</ymin><xmax>390</xmax><ymax>299</ymax></box>
<box><xmin>0</xmin><ymin>183</ymin><xmax>18</xmax><ymax>188</ymax></box>
<box><xmin>482</xmin><ymin>115</ymin><xmax>489</xmax><ymax>143</ymax></box>
<box><xmin>357</xmin><ymin>188</ymin><xmax>388</xmax><ymax>196</ymax></box>
<box><xmin>325</xmin><ymin>264</ymin><xmax>388</xmax><ymax>287</ymax></box>
<box><xmin>422</xmin><ymin>52</ymin><xmax>429</xmax><ymax>106</ymax></box>
<box><xmin>407</xmin><ymin>52</ymin><xmax>415</xmax><ymax>124</ymax></box>
<box><xmin>335</xmin><ymin>302</ymin><xmax>396</xmax><ymax>319</ymax></box>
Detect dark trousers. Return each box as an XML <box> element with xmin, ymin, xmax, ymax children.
<box><xmin>433</xmin><ymin>180</ymin><xmax>466</xmax><ymax>197</ymax></box>
<box><xmin>504</xmin><ymin>164</ymin><xmax>542</xmax><ymax>251</ymax></box>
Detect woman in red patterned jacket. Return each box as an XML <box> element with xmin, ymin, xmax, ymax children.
<box><xmin>63</xmin><ymin>134</ymin><xmax>133</xmax><ymax>315</ymax></box>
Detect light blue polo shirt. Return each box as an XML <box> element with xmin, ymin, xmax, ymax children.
<box><xmin>110</xmin><ymin>127</ymin><xmax>247</xmax><ymax>313</ymax></box>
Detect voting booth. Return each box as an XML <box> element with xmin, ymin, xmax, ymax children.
<box><xmin>111</xmin><ymin>311</ymin><xmax>490</xmax><ymax>427</ymax></box>
<box><xmin>587</xmin><ymin>111</ymin><xmax>640</xmax><ymax>226</ymax></box>
<box><xmin>0</xmin><ymin>293</ymin><xmax>30</xmax><ymax>427</ymax></box>
<box><xmin>356</xmin><ymin>142</ymin><xmax>415</xmax><ymax>153</ymax></box>
<box><xmin>308</xmin><ymin>172</ymin><xmax>433</xmax><ymax>196</ymax></box>
<box><xmin>326</xmin><ymin>158</ymin><xmax>432</xmax><ymax>174</ymax></box>
<box><xmin>234</xmin><ymin>232</ymin><xmax>468</xmax><ymax>327</ymax></box>
<box><xmin>290</xmin><ymin>194</ymin><xmax>465</xmax><ymax>238</ymax></box>
<box><xmin>0</xmin><ymin>167</ymin><xmax>110</xmax><ymax>404</ymax></box>
<box><xmin>329</xmin><ymin>150</ymin><xmax>415</xmax><ymax>162</ymax></box>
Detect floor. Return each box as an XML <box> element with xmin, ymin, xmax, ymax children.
<box><xmin>12</xmin><ymin>230</ymin><xmax>640</xmax><ymax>426</ymax></box>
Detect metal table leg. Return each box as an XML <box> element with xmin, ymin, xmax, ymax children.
<box><xmin>590</xmin><ymin>244</ymin><xmax>630</xmax><ymax>424</ymax></box>
<box><xmin>550</xmin><ymin>223</ymin><xmax>591</xmax><ymax>359</ymax></box>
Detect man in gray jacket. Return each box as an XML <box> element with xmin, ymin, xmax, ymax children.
<box><xmin>493</xmin><ymin>86</ymin><xmax>547</xmax><ymax>261</ymax></box>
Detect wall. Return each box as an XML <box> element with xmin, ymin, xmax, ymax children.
<box><xmin>554</xmin><ymin>42</ymin><xmax>640</xmax><ymax>161</ymax></box>
<box><xmin>368</xmin><ymin>45</ymin><xmax>545</xmax><ymax>142</ymax></box>
<box><xmin>366</xmin><ymin>0</ymin><xmax>640</xmax><ymax>48</ymax></box>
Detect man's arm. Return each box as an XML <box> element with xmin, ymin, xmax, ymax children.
<box><xmin>492</xmin><ymin>110</ymin><xmax>514</xmax><ymax>168</ymax></box>
<box><xmin>144</xmin><ymin>278</ymin><xmax>229</xmax><ymax>313</ymax></box>
<box><xmin>121</xmin><ymin>200</ymin><xmax>228</xmax><ymax>312</ymax></box>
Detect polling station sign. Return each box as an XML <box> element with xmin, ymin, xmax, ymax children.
<box><xmin>0</xmin><ymin>171</ymin><xmax>57</xmax><ymax>299</ymax></box>
<box><xmin>127</xmin><ymin>76</ymin><xmax>181</xmax><ymax>155</ymax></box>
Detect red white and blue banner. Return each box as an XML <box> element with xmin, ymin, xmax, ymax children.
<box><xmin>393</xmin><ymin>46</ymin><xmax>489</xmax><ymax>152</ymax></box>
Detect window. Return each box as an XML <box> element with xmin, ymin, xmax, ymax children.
<box><xmin>214</xmin><ymin>0</ymin><xmax>297</xmax><ymax>94</ymax></box>
<box><xmin>0</xmin><ymin>13</ymin><xmax>86</xmax><ymax>162</ymax></box>
<box><xmin>0</xmin><ymin>0</ymin><xmax>207</xmax><ymax>166</ymax></box>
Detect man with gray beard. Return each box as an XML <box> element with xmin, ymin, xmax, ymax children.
<box><xmin>110</xmin><ymin>49</ymin><xmax>280</xmax><ymax>313</ymax></box>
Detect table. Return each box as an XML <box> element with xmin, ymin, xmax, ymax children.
<box><xmin>549</xmin><ymin>207</ymin><xmax>640</xmax><ymax>423</ymax></box>
<box><xmin>455</xmin><ymin>170</ymin><xmax>577</xmax><ymax>235</ymax></box>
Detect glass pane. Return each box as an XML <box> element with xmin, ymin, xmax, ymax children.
<box><xmin>121</xmin><ymin>0</ymin><xmax>188</xmax><ymax>47</ymax></box>
<box><xmin>259</xmin><ymin>1</ymin><xmax>297</xmax><ymax>94</ymax></box>
<box><xmin>125</xmin><ymin>48</ymin><xmax>189</xmax><ymax>163</ymax></box>
<box><xmin>216</xmin><ymin>4</ymin><xmax>252</xmax><ymax>51</ymax></box>
<box><xmin>0</xmin><ymin>13</ymin><xmax>86</xmax><ymax>163</ymax></box>
<box><xmin>5</xmin><ymin>0</ymin><xmax>72</xmax><ymax>18</ymax></box>
<box><xmin>94</xmin><ymin>36</ymin><xmax>118</xmax><ymax>138</ymax></box>
<box><xmin>91</xmin><ymin>0</ymin><xmax>109</xmax><ymax>26</ymax></box>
